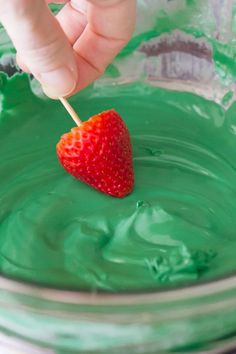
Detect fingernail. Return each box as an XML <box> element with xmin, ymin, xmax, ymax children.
<box><xmin>39</xmin><ymin>66</ymin><xmax>77</xmax><ymax>98</ymax></box>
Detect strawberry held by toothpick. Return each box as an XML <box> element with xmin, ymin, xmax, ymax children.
<box><xmin>56</xmin><ymin>108</ymin><xmax>134</xmax><ymax>198</ymax></box>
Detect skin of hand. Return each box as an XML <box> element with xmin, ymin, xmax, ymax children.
<box><xmin>0</xmin><ymin>0</ymin><xmax>136</xmax><ymax>98</ymax></box>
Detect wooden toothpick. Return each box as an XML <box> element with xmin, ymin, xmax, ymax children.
<box><xmin>59</xmin><ymin>97</ymin><xmax>82</xmax><ymax>126</ymax></box>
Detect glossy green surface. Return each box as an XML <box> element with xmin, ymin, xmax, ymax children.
<box><xmin>1</xmin><ymin>73</ymin><xmax>236</xmax><ymax>292</ymax></box>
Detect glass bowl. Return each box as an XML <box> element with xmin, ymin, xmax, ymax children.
<box><xmin>1</xmin><ymin>1</ymin><xmax>236</xmax><ymax>353</ymax></box>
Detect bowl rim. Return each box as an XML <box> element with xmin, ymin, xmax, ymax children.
<box><xmin>1</xmin><ymin>273</ymin><xmax>236</xmax><ymax>305</ymax></box>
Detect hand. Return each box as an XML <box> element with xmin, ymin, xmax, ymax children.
<box><xmin>0</xmin><ymin>0</ymin><xmax>136</xmax><ymax>98</ymax></box>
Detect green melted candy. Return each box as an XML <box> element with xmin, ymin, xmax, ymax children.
<box><xmin>1</xmin><ymin>73</ymin><xmax>236</xmax><ymax>292</ymax></box>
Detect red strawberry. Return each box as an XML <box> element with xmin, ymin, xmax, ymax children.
<box><xmin>56</xmin><ymin>109</ymin><xmax>134</xmax><ymax>198</ymax></box>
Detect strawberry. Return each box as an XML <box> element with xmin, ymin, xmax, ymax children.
<box><xmin>56</xmin><ymin>109</ymin><xmax>134</xmax><ymax>198</ymax></box>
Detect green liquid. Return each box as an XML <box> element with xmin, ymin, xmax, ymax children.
<box><xmin>1</xmin><ymin>74</ymin><xmax>236</xmax><ymax>292</ymax></box>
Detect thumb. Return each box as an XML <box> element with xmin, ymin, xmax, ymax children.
<box><xmin>0</xmin><ymin>0</ymin><xmax>78</xmax><ymax>98</ymax></box>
